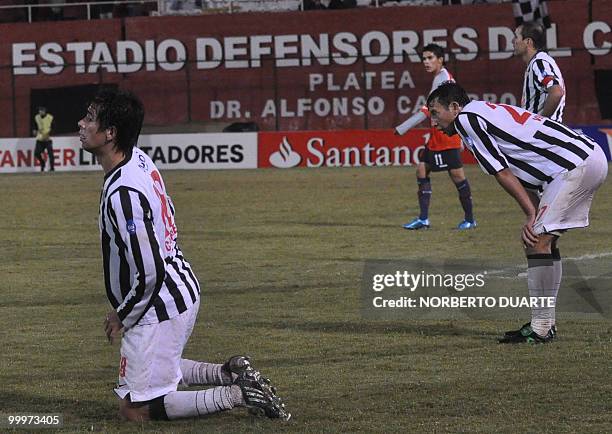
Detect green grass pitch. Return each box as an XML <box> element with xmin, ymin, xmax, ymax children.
<box><xmin>1</xmin><ymin>165</ymin><xmax>611</xmax><ymax>433</ymax></box>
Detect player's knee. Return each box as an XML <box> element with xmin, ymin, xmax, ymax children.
<box><xmin>119</xmin><ymin>406</ymin><xmax>149</xmax><ymax>422</ymax></box>
<box><xmin>449</xmin><ymin>169</ymin><xmax>465</xmax><ymax>183</ymax></box>
<box><xmin>525</xmin><ymin>234</ymin><xmax>554</xmax><ymax>255</ymax></box>
<box><xmin>118</xmin><ymin>398</ymin><xmax>151</xmax><ymax>422</ymax></box>
<box><xmin>416</xmin><ymin>163</ymin><xmax>427</xmax><ymax>178</ymax></box>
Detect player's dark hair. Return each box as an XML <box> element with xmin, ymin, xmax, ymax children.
<box><xmin>520</xmin><ymin>22</ymin><xmax>546</xmax><ymax>51</ymax></box>
<box><xmin>90</xmin><ymin>88</ymin><xmax>144</xmax><ymax>154</ymax></box>
<box><xmin>422</xmin><ymin>43</ymin><xmax>445</xmax><ymax>62</ymax></box>
<box><xmin>427</xmin><ymin>82</ymin><xmax>471</xmax><ymax>108</ymax></box>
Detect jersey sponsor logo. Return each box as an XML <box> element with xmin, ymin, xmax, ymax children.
<box><xmin>126</xmin><ymin>219</ymin><xmax>136</xmax><ymax>235</ymax></box>
<box><xmin>269</xmin><ymin>137</ymin><xmax>301</xmax><ymax>168</ymax></box>
<box><xmin>259</xmin><ymin>130</ymin><xmax>477</xmax><ymax>169</ymax></box>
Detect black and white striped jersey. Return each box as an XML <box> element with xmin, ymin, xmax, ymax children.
<box><xmin>454</xmin><ymin>101</ymin><xmax>596</xmax><ymax>191</ymax></box>
<box><xmin>522</xmin><ymin>51</ymin><xmax>565</xmax><ymax>122</ymax></box>
<box><xmin>99</xmin><ymin>148</ymin><xmax>200</xmax><ymax>330</ymax></box>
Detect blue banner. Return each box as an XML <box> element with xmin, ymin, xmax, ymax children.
<box><xmin>572</xmin><ymin>125</ymin><xmax>612</xmax><ymax>161</ymax></box>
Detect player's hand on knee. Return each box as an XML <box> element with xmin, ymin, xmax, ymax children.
<box><xmin>522</xmin><ymin>215</ymin><xmax>538</xmax><ymax>247</ymax></box>
<box><xmin>104</xmin><ymin>310</ymin><xmax>124</xmax><ymax>344</ymax></box>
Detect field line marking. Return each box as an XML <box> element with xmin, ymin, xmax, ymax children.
<box><xmin>484</xmin><ymin>251</ymin><xmax>612</xmax><ymax>277</ymax></box>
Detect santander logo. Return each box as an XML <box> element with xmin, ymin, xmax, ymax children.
<box><xmin>269</xmin><ymin>136</ymin><xmax>302</xmax><ymax>168</ymax></box>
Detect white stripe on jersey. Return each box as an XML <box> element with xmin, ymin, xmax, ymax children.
<box><xmin>455</xmin><ymin>101</ymin><xmax>595</xmax><ymax>191</ymax></box>
<box><xmin>99</xmin><ymin>148</ymin><xmax>200</xmax><ymax>329</ymax></box>
<box><xmin>522</xmin><ymin>51</ymin><xmax>565</xmax><ymax>122</ymax></box>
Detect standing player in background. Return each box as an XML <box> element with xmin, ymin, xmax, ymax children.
<box><xmin>79</xmin><ymin>89</ymin><xmax>289</xmax><ymax>423</ymax></box>
<box><xmin>33</xmin><ymin>106</ymin><xmax>55</xmax><ymax>172</ymax></box>
<box><xmin>513</xmin><ymin>21</ymin><xmax>566</xmax><ymax>121</ymax></box>
<box><xmin>511</xmin><ymin>21</ymin><xmax>565</xmax><ymax>339</ymax></box>
<box><xmin>395</xmin><ymin>44</ymin><xmax>476</xmax><ymax>230</ymax></box>
<box><xmin>427</xmin><ymin>82</ymin><xmax>607</xmax><ymax>344</ymax></box>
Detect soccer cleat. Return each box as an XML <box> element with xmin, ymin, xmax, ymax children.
<box><xmin>222</xmin><ymin>355</ymin><xmax>252</xmax><ymax>377</ymax></box>
<box><xmin>498</xmin><ymin>326</ymin><xmax>554</xmax><ymax>344</ymax></box>
<box><xmin>403</xmin><ymin>218</ymin><xmax>430</xmax><ymax>230</ymax></box>
<box><xmin>234</xmin><ymin>365</ymin><xmax>291</xmax><ymax>421</ymax></box>
<box><xmin>457</xmin><ymin>219</ymin><xmax>477</xmax><ymax>230</ymax></box>
<box><xmin>504</xmin><ymin>322</ymin><xmax>557</xmax><ymax>339</ymax></box>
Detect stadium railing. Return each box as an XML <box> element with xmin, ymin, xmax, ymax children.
<box><xmin>0</xmin><ymin>0</ymin><xmax>464</xmax><ymax>23</ymax></box>
<box><xmin>0</xmin><ymin>0</ymin><xmax>159</xmax><ymax>22</ymax></box>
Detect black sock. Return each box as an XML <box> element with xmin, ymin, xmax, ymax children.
<box><xmin>454</xmin><ymin>179</ymin><xmax>474</xmax><ymax>222</ymax></box>
<box><xmin>48</xmin><ymin>152</ymin><xmax>55</xmax><ymax>170</ymax></box>
<box><xmin>417</xmin><ymin>177</ymin><xmax>431</xmax><ymax>220</ymax></box>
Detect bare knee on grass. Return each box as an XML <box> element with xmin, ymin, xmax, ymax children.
<box><xmin>118</xmin><ymin>398</ymin><xmax>150</xmax><ymax>422</ymax></box>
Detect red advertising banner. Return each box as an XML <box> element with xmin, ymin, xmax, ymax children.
<box><xmin>258</xmin><ymin>129</ymin><xmax>477</xmax><ymax>169</ymax></box>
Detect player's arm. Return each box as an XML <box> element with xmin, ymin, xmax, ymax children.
<box><xmin>394</xmin><ymin>109</ymin><xmax>427</xmax><ymax>135</ymax></box>
<box><xmin>540</xmin><ymin>84</ymin><xmax>564</xmax><ymax>118</ymax></box>
<box><xmin>533</xmin><ymin>60</ymin><xmax>564</xmax><ymax>118</ymax></box>
<box><xmin>455</xmin><ymin>112</ymin><xmax>536</xmax><ymax>244</ymax></box>
<box><xmin>107</xmin><ymin>187</ymin><xmax>166</xmax><ymax>330</ymax></box>
<box><xmin>493</xmin><ymin>169</ymin><xmax>538</xmax><ymax>246</ymax></box>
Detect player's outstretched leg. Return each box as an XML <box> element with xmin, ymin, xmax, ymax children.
<box><xmin>156</xmin><ymin>385</ymin><xmax>243</xmax><ymax>420</ymax></box>
<box><xmin>449</xmin><ymin>168</ymin><xmax>476</xmax><ymax>229</ymax></box>
<box><xmin>180</xmin><ymin>355</ymin><xmax>251</xmax><ymax>386</ymax></box>
<box><xmin>147</xmin><ymin>355</ymin><xmax>290</xmax><ymax>421</ymax></box>
<box><xmin>404</xmin><ymin>176</ymin><xmax>431</xmax><ymax>230</ymax></box>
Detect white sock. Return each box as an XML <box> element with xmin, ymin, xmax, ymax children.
<box><xmin>180</xmin><ymin>359</ymin><xmax>233</xmax><ymax>386</ymax></box>
<box><xmin>163</xmin><ymin>385</ymin><xmax>244</xmax><ymax>419</ymax></box>
<box><xmin>551</xmin><ymin>255</ymin><xmax>562</xmax><ymax>328</ymax></box>
<box><xmin>527</xmin><ymin>254</ymin><xmax>555</xmax><ymax>336</ymax></box>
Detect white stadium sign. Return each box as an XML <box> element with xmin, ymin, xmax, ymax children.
<box><xmin>0</xmin><ymin>133</ymin><xmax>258</xmax><ymax>173</ymax></box>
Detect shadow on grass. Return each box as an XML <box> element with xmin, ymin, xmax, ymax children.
<box><xmin>248</xmin><ymin>319</ymin><xmax>497</xmax><ymax>338</ymax></box>
<box><xmin>205</xmin><ymin>282</ymin><xmax>349</xmax><ymax>295</ymax></box>
<box><xmin>263</xmin><ymin>220</ymin><xmax>398</xmax><ymax>229</ymax></box>
<box><xmin>2</xmin><ymin>390</ymin><xmax>116</xmax><ymax>421</ymax></box>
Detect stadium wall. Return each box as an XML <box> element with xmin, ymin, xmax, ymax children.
<box><xmin>0</xmin><ymin>128</ymin><xmax>610</xmax><ymax>173</ymax></box>
<box><xmin>0</xmin><ymin>0</ymin><xmax>611</xmax><ymax>138</ymax></box>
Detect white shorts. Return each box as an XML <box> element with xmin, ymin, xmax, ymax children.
<box><xmin>533</xmin><ymin>145</ymin><xmax>608</xmax><ymax>236</ymax></box>
<box><xmin>114</xmin><ymin>298</ymin><xmax>200</xmax><ymax>402</ymax></box>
